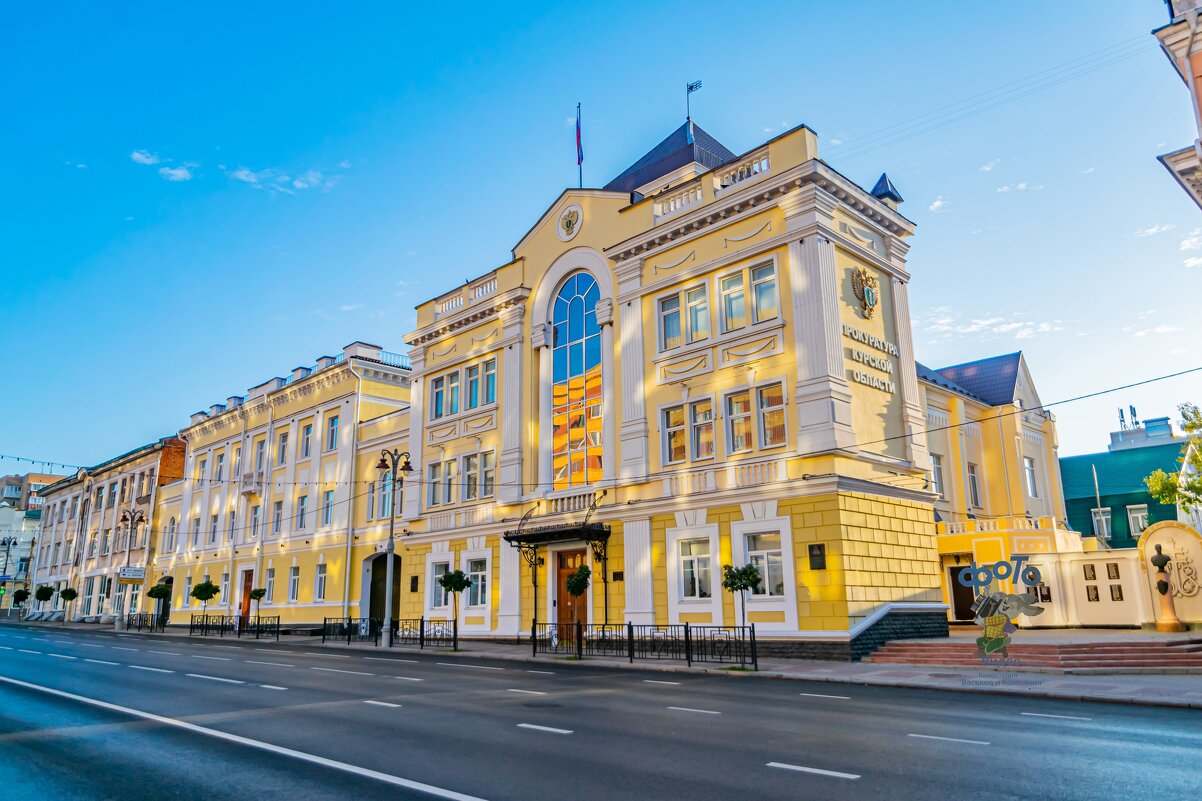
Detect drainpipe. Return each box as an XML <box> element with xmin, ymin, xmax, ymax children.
<box><xmin>226</xmin><ymin>412</ymin><xmax>247</xmax><ymax>615</ymax></box>
<box><xmin>256</xmin><ymin>404</ymin><xmax>275</xmax><ymax>601</ymax></box>
<box><xmin>341</xmin><ymin>360</ymin><xmax>364</xmax><ymax>620</ymax></box>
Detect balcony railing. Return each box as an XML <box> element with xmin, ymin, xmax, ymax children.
<box><xmin>716</xmin><ymin>151</ymin><xmax>770</xmax><ymax>193</ymax></box>
<box><xmin>653</xmin><ymin>185</ymin><xmax>704</xmax><ymax>222</ymax></box>
<box><xmin>239</xmin><ymin>471</ymin><xmax>265</xmax><ymax>496</ymax></box>
<box><xmin>938</xmin><ymin>516</ymin><xmax>1059</xmax><ymax>536</ymax></box>
<box><xmin>662</xmin><ymin>457</ymin><xmax>787</xmax><ymax>499</ymax></box>
<box><xmin>378</xmin><ymin>350</ymin><xmax>412</xmax><ymax>370</ymax></box>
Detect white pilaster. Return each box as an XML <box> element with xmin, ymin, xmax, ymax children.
<box><xmin>498</xmin><ymin>304</ymin><xmax>525</xmax><ymax>504</ymax></box>
<box><xmin>890</xmin><ymin>269</ymin><xmax>930</xmax><ymax>469</ymax></box>
<box><xmin>622</xmin><ymin>517</ymin><xmax>654</xmax><ymax>624</ymax></box>
<box><xmin>497</xmin><ymin>538</ymin><xmax>521</xmax><ymax>635</ymax></box>
<box><xmin>534</xmin><ymin>323</ymin><xmax>554</xmax><ymax>495</ymax></box>
<box><xmin>615</xmin><ymin>258</ymin><xmax>649</xmax><ymax>480</ymax></box>
<box><xmin>782</xmin><ymin>187</ymin><xmax>856</xmax><ymax>454</ymax></box>
<box><xmin>597</xmin><ymin>298</ymin><xmax>617</xmax><ymax>482</ymax></box>
<box><xmin>401</xmin><ymin>348</ymin><xmax>426</xmax><ymax>521</ymax></box>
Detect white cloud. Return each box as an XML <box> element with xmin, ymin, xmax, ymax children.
<box><xmin>130</xmin><ymin>150</ymin><xmax>160</xmax><ymax>165</ymax></box>
<box><xmin>1180</xmin><ymin>229</ymin><xmax>1202</xmax><ymax>251</ymax></box>
<box><xmin>228</xmin><ymin>164</ymin><xmax>340</xmax><ymax>193</ymax></box>
<box><xmin>830</xmin><ymin>138</ymin><xmax>843</xmax><ymax>145</ymax></box>
<box><xmin>928</xmin><ymin>196</ymin><xmax>948</xmax><ymax>213</ymax></box>
<box><xmin>292</xmin><ymin>170</ymin><xmax>325</xmax><ymax>189</ymax></box>
<box><xmin>230</xmin><ymin>166</ymin><xmax>265</xmax><ymax>184</ymax></box>
<box><xmin>1184</xmin><ymin>256</ymin><xmax>1202</xmax><ymax>267</ymax></box>
<box><xmin>978</xmin><ymin>159</ymin><xmax>1000</xmax><ymax>172</ymax></box>
<box><xmin>996</xmin><ymin>181</ymin><xmax>1041</xmax><ymax>193</ymax></box>
<box><xmin>158</xmin><ymin>165</ymin><xmax>193</xmax><ymax>182</ymax></box>
<box><xmin>1133</xmin><ymin>224</ymin><xmax>1174</xmax><ymax>238</ymax></box>
<box><xmin>338</xmin><ymin>159</ymin><xmax>352</xmax><ymax>169</ymax></box>
<box><xmin>1082</xmin><ymin>166</ymin><xmax>1096</xmax><ymax>174</ymax></box>
<box><xmin>64</xmin><ymin>161</ymin><xmax>87</xmax><ymax>169</ymax></box>
<box><xmin>916</xmin><ymin>306</ymin><xmax>1065</xmax><ymax>342</ymax></box>
<box><xmin>1125</xmin><ymin>323</ymin><xmax>1183</xmax><ymax>337</ymax></box>
<box><xmin>338</xmin><ymin>303</ymin><xmax>364</xmax><ymax>312</ymax></box>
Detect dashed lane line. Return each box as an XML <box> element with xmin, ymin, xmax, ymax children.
<box><xmin>0</xmin><ymin>675</ymin><xmax>489</xmax><ymax>801</ymax></box>
<box><xmin>246</xmin><ymin>660</ymin><xmax>294</xmax><ymax>667</ymax></box>
<box><xmin>129</xmin><ymin>665</ymin><xmax>173</xmax><ymax>673</ymax></box>
<box><xmin>260</xmin><ymin>685</ymin><xmax>288</xmax><ymax>691</ymax></box>
<box><xmin>148</xmin><ymin>650</ymin><xmax>182</xmax><ymax>656</ymax></box>
<box><xmin>526</xmin><ymin>670</ymin><xmax>555</xmax><ymax>675</ymax></box>
<box><xmin>47</xmin><ymin>653</ymin><xmax>77</xmax><ymax>660</ymax></box>
<box><xmin>394</xmin><ymin>677</ymin><xmax>424</xmax><ymax>682</ymax></box>
<box><xmin>767</xmin><ymin>762</ymin><xmax>860</xmax><ymax>780</ymax></box>
<box><xmin>907</xmin><ymin>734</ymin><xmax>990</xmax><ymax>746</ymax></box>
<box><xmin>667</xmin><ymin>706</ymin><xmax>719</xmax><ymax>715</ymax></box>
<box><xmin>187</xmin><ymin>674</ymin><xmax>244</xmax><ymax>685</ymax></box>
<box><xmin>78</xmin><ymin>643</ymin><xmax>104</xmax><ymax>648</ymax></box>
<box><xmin>255</xmin><ymin>649</ymin><xmax>291</xmax><ymax>654</ymax></box>
<box><xmin>507</xmin><ymin>689</ymin><xmax>546</xmax><ymax>696</ymax></box>
<box><xmin>193</xmin><ymin>655</ymin><xmax>232</xmax><ymax>661</ymax></box>
<box><xmin>643</xmin><ymin>680</ymin><xmax>680</xmax><ymax>685</ymax></box>
<box><xmin>85</xmin><ymin>659</ymin><xmax>119</xmax><ymax>665</ymax></box>
<box><xmin>516</xmin><ymin>723</ymin><xmax>572</xmax><ymax>735</ymax></box>
<box><xmin>17</xmin><ymin>649</ymin><xmax>41</xmax><ymax>655</ymax></box>
<box><xmin>363</xmin><ymin>700</ymin><xmax>402</xmax><ymax>708</ymax></box>
<box><xmin>799</xmin><ymin>692</ymin><xmax>850</xmax><ymax>700</ymax></box>
<box><xmin>436</xmin><ymin>663</ymin><xmax>504</xmax><ymax>671</ymax></box>
<box><xmin>1020</xmin><ymin>712</ymin><xmax>1093</xmax><ymax>722</ymax></box>
<box><xmin>312</xmin><ymin>667</ymin><xmax>373</xmax><ymax>676</ymax></box>
<box><xmin>304</xmin><ymin>653</ymin><xmax>351</xmax><ymax>658</ymax></box>
<box><xmin>0</xmin><ymin>645</ymin><xmax>11</xmax><ymax>650</ymax></box>
<box><xmin>111</xmin><ymin>647</ymin><xmax>139</xmax><ymax>652</ymax></box>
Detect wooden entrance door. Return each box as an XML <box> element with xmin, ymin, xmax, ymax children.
<box><xmin>240</xmin><ymin>570</ymin><xmax>254</xmax><ymax>622</ymax></box>
<box><xmin>556</xmin><ymin>550</ymin><xmax>587</xmax><ymax>635</ymax></box>
<box><xmin>949</xmin><ymin>566</ymin><xmax>976</xmax><ymax>621</ymax></box>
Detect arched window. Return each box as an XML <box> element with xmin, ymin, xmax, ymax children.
<box><xmin>551</xmin><ymin>271</ymin><xmax>602</xmax><ymax>489</ymax></box>
<box><xmin>166</xmin><ymin>517</ymin><xmax>176</xmax><ymax>551</ymax></box>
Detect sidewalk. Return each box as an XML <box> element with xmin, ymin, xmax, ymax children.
<box><xmin>19</xmin><ymin>620</ymin><xmax>1202</xmax><ymax>711</ymax></box>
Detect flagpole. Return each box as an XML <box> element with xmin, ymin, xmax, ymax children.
<box><xmin>577</xmin><ymin>102</ymin><xmax>583</xmax><ymax>189</ymax></box>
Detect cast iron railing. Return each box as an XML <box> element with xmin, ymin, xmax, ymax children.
<box><xmin>237</xmin><ymin>615</ymin><xmax>281</xmax><ymax>640</ymax></box>
<box><xmin>322</xmin><ymin>617</ymin><xmax>381</xmax><ymax>645</ymax></box>
<box><xmin>189</xmin><ymin>613</ymin><xmax>281</xmax><ymax>639</ymax></box>
<box><xmin>189</xmin><ymin>613</ymin><xmax>233</xmax><ymax>637</ymax></box>
<box><xmin>125</xmin><ymin>612</ymin><xmax>167</xmax><ymax>632</ymax></box>
<box><xmin>532</xmin><ymin>622</ymin><xmax>757</xmax><ymax>669</ymax></box>
<box><xmin>389</xmin><ymin>617</ymin><xmax>458</xmax><ymax>650</ymax></box>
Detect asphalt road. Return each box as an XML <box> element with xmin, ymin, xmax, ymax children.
<box><xmin>0</xmin><ymin>625</ymin><xmax>1197</xmax><ymax>801</ymax></box>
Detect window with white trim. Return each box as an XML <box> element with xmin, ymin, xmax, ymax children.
<box><xmin>265</xmin><ymin>568</ymin><xmax>275</xmax><ymax>603</ymax></box>
<box><xmin>295</xmin><ymin>495</ymin><xmax>307</xmax><ymax>530</ymax></box>
<box><xmin>659</xmin><ymin>284</ymin><xmax>709</xmax><ymax>350</ymax></box>
<box><xmin>166</xmin><ymin>517</ymin><xmax>176</xmax><ymax>551</ymax></box>
<box><xmin>321</xmin><ymin>490</ymin><xmax>334</xmax><ymax>526</ymax></box>
<box><xmin>967</xmin><ymin>463</ymin><xmax>982</xmax><ymax>508</ymax></box>
<box><xmin>272</xmin><ymin>501</ymin><xmax>283</xmax><ymax>535</ymax></box>
<box><xmin>300</xmin><ymin>424</ymin><xmax>312</xmax><ymax>458</ymax></box>
<box><xmin>1023</xmin><ymin>456</ymin><xmax>1039</xmax><ymax>498</ymax></box>
<box><xmin>314</xmin><ymin>564</ymin><xmax>327</xmax><ymax>601</ymax></box>
<box><xmin>431</xmin><ymin>562</ymin><xmax>450</xmax><ymax>608</ymax></box>
<box><xmin>663</xmin><ymin>406</ymin><xmax>687</xmax><ymax>464</ymax></box>
<box><xmin>1126</xmin><ymin>504</ymin><xmax>1149</xmax><ymax>535</ymax></box>
<box><xmin>227</xmin><ymin>511</ymin><xmax>236</xmax><ymax>542</ymax></box>
<box><xmin>250</xmin><ymin>505</ymin><xmax>260</xmax><ymax>538</ymax></box>
<box><xmin>191</xmin><ymin>517</ymin><xmax>200</xmax><ymax>547</ymax></box>
<box><xmin>691</xmin><ymin>399</ymin><xmax>714</xmax><ymax>460</ymax></box>
<box><xmin>220</xmin><ymin>571</ymin><xmax>229</xmax><ymax>601</ymax></box>
<box><xmin>679</xmin><ymin>538</ymin><xmax>712</xmax><ymax>599</ymax></box>
<box><xmin>746</xmin><ymin>533</ymin><xmax>784</xmax><ymax>596</ymax></box>
<box><xmin>757</xmin><ymin>383</ymin><xmax>786</xmax><ymax>448</ymax></box>
<box><xmin>288</xmin><ymin>566</ymin><xmax>299</xmax><ymax>602</ymax></box>
<box><xmin>462</xmin><ymin>453</ymin><xmax>496</xmax><ymax>502</ymax></box>
<box><xmin>427</xmin><ymin>461</ymin><xmax>454</xmax><ymax>507</ymax></box>
<box><xmin>326</xmin><ymin>415</ymin><xmax>339</xmax><ymax>451</ymax></box>
<box><xmin>726</xmin><ymin>390</ymin><xmax>753</xmax><ymax>453</ymax></box>
<box><xmin>277</xmin><ymin>432</ymin><xmax>289</xmax><ymax>466</ymax></box>
<box><xmin>1091</xmin><ymin>507</ymin><xmax>1112</xmax><ymax>539</ymax></box>
<box><xmin>209</xmin><ymin>514</ymin><xmax>218</xmax><ymax>544</ymax></box>
<box><xmin>366</xmin><ymin>482</ymin><xmax>375</xmax><ymax>521</ymax></box>
<box><xmin>930</xmin><ymin>455</ymin><xmax>945</xmax><ymax>498</ymax></box>
<box><xmin>467</xmin><ymin>558</ymin><xmax>487</xmax><ymax>607</ymax></box>
<box><xmin>483</xmin><ymin>359</ymin><xmax>497</xmax><ymax>404</ymax></box>
<box><xmin>481</xmin><ymin>452</ymin><xmax>496</xmax><ymax>498</ymax></box>
<box><xmin>183</xmin><ymin>576</ymin><xmax>192</xmax><ymax>608</ymax></box>
<box><xmin>749</xmin><ymin>263</ymin><xmax>779</xmax><ymax>323</ymax></box>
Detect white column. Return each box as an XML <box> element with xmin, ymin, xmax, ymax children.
<box><xmin>497</xmin><ymin>538</ymin><xmax>520</xmax><ymax>635</ymax></box>
<box><xmin>890</xmin><ymin>269</ymin><xmax>930</xmax><ymax>469</ymax></box>
<box><xmin>623</xmin><ymin>517</ymin><xmax>654</xmax><ymax>624</ymax></box>
<box><xmin>498</xmin><ymin>304</ymin><xmax>525</xmax><ymax>504</ymax></box>
<box><xmin>401</xmin><ymin>348</ymin><xmax>426</xmax><ymax>521</ymax></box>
<box><xmin>597</xmin><ymin>298</ymin><xmax>617</xmax><ymax>482</ymax></box>
<box><xmin>615</xmin><ymin>259</ymin><xmax>649</xmax><ymax>480</ymax></box>
<box><xmin>782</xmin><ymin>187</ymin><xmax>855</xmax><ymax>454</ymax></box>
<box><xmin>534</xmin><ymin>323</ymin><xmax>554</xmax><ymax>494</ymax></box>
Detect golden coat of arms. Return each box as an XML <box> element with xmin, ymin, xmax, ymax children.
<box><xmin>851</xmin><ymin>267</ymin><xmax>879</xmax><ymax>319</ymax></box>
<box><xmin>560</xmin><ymin>208</ymin><xmax>579</xmax><ymax>237</ymax></box>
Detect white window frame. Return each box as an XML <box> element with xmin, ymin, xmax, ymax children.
<box><xmin>657</xmin><ymin>282</ymin><xmax>710</xmax><ymax>351</ymax></box>
<box><xmin>1023</xmin><ymin>456</ymin><xmax>1039</xmax><ymax>498</ymax></box>
<box><xmin>749</xmin><ymin>262</ymin><xmax>779</xmax><ymax>324</ymax></box>
<box><xmin>665</xmin><ymin>523</ymin><xmax>721</xmax><ymax>625</ymax></box>
<box><xmin>277</xmin><ymin>432</ymin><xmax>289</xmax><ymax>466</ymax></box>
<box><xmin>296</xmin><ymin>495</ymin><xmax>307</xmax><ymax>530</ymax></box>
<box><xmin>719</xmin><ymin>271</ymin><xmax>746</xmax><ymax>333</ymax></box>
<box><xmin>272</xmin><ymin>501</ymin><xmax>283</xmax><ymax>535</ymax></box>
<box><xmin>966</xmin><ymin>463</ymin><xmax>982</xmax><ymax>508</ymax></box>
<box><xmin>661</xmin><ymin>404</ymin><xmax>687</xmax><ymax>465</ymax></box>
<box><xmin>288</xmin><ymin>566</ymin><xmax>300</xmax><ymax>602</ymax></box>
<box><xmin>1126</xmin><ymin>504</ymin><xmax>1149</xmax><ymax>536</ymax></box>
<box><xmin>725</xmin><ymin>388</ymin><xmax>754</xmax><ymax>454</ymax></box>
<box><xmin>326</xmin><ymin>415</ymin><xmax>340</xmax><ymax>452</ymax></box>
<box><xmin>459</xmin><ymin>547</ymin><xmax>492</xmax><ymax>631</ymax></box>
<box><xmin>463</xmin><ymin>454</ymin><xmax>480</xmax><ymax>501</ymax></box>
<box><xmin>321</xmin><ymin>490</ymin><xmax>334</xmax><ymax>526</ymax></box>
<box><xmin>756</xmin><ymin>381</ymin><xmax>787</xmax><ymax>449</ymax></box>
<box><xmin>314</xmin><ymin>563</ymin><xmax>327</xmax><ymax>601</ymax></box>
<box><xmin>429</xmin><ymin>560</ymin><xmax>451</xmax><ymax>610</ymax></box>
<box><xmin>930</xmin><ymin>454</ymin><xmax>945</xmax><ymax>498</ymax></box>
<box><xmin>265</xmin><ymin>568</ymin><xmax>275</xmax><ymax>603</ymax></box>
<box><xmin>1091</xmin><ymin>507</ymin><xmax>1112</xmax><ymax>539</ymax></box>
<box><xmin>250</xmin><ymin>505</ymin><xmax>260</xmax><ymax>539</ymax></box>
<box><xmin>300</xmin><ymin>424</ymin><xmax>312</xmax><ymax>459</ymax></box>
<box><xmin>690</xmin><ymin>397</ymin><xmax>715</xmax><ymax>461</ymax></box>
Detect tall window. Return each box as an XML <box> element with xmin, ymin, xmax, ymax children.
<box><xmin>720</xmin><ymin>273</ymin><xmax>746</xmax><ymax>332</ymax></box>
<box><xmin>746</xmin><ymin>533</ymin><xmax>784</xmax><ymax>596</ymax></box>
<box><xmin>215</xmin><ymin>454</ymin><xmax>224</xmax><ymax>481</ymax></box>
<box><xmin>314</xmin><ymin>564</ymin><xmax>327</xmax><ymax>601</ymax></box>
<box><xmin>663</xmin><ymin>406</ymin><xmax>686</xmax><ymax>464</ymax></box>
<box><xmin>691</xmin><ymin>400</ymin><xmax>714</xmax><ymax>459</ymax></box>
<box><xmin>967</xmin><ymin>463</ymin><xmax>982</xmax><ymax>508</ymax></box>
<box><xmin>427</xmin><ymin>461</ymin><xmax>454</xmax><ymax>507</ymax></box>
<box><xmin>322</xmin><ymin>490</ymin><xmax>334</xmax><ymax>525</ymax></box>
<box><xmin>1023</xmin><ymin>457</ymin><xmax>1039</xmax><ymax>498</ymax></box>
<box><xmin>197</xmin><ymin>460</ymin><xmax>206</xmax><ymax>485</ymax></box>
<box><xmin>209</xmin><ymin>514</ymin><xmax>218</xmax><ymax>544</ymax></box>
<box><xmin>431</xmin><ymin>562</ymin><xmax>450</xmax><ymax>608</ymax></box>
<box><xmin>183</xmin><ymin>576</ymin><xmax>192</xmax><ymax>608</ymax></box>
<box><xmin>296</xmin><ymin>496</ymin><xmax>308</xmax><ymax>529</ymax></box>
<box><xmin>431</xmin><ymin>376</ymin><xmax>445</xmax><ymax>419</ymax></box>
<box><xmin>277</xmin><ymin>432</ymin><xmax>289</xmax><ymax>466</ymax></box>
<box><xmin>757</xmin><ymin>383</ymin><xmax>786</xmax><ymax>447</ymax></box>
<box><xmin>1126</xmin><ymin>504</ymin><xmax>1149</xmax><ymax>535</ymax></box>
<box><xmin>233</xmin><ymin>446</ymin><xmax>241</xmax><ymax>477</ymax></box>
<box><xmin>255</xmin><ymin>440</ymin><xmax>266</xmax><ymax>472</ymax></box>
<box><xmin>191</xmin><ymin>517</ymin><xmax>200</xmax><ymax>547</ymax></box>
<box><xmin>378</xmin><ymin>472</ymin><xmax>392</xmax><ymax>519</ymax></box>
<box><xmin>366</xmin><ymin>482</ymin><xmax>375</xmax><ymax>521</ymax></box>
<box><xmin>749</xmin><ymin>263</ymin><xmax>779</xmax><ymax>322</ymax></box>
<box><xmin>265</xmin><ymin>568</ymin><xmax>275</xmax><ymax>603</ymax></box>
<box><xmin>300</xmin><ymin>424</ymin><xmax>312</xmax><ymax>458</ymax></box>
<box><xmin>447</xmin><ymin>373</ymin><xmax>460</xmax><ymax>416</ymax></box>
<box><xmin>551</xmin><ymin>272</ymin><xmax>603</xmax><ymax>489</ymax></box>
<box><xmin>250</xmin><ymin>505</ymin><xmax>260</xmax><ymax>538</ymax></box>
<box><xmin>659</xmin><ymin>284</ymin><xmax>708</xmax><ymax>349</ymax></box>
<box><xmin>679</xmin><ymin>539</ymin><xmax>711</xmax><ymax>599</ymax></box>
<box><xmin>288</xmin><ymin>567</ymin><xmax>300</xmax><ymax>602</ymax></box>
<box><xmin>166</xmin><ymin>517</ymin><xmax>176</xmax><ymax>551</ymax></box>
<box><xmin>272</xmin><ymin>501</ymin><xmax>283</xmax><ymax>535</ymax></box>
<box><xmin>326</xmin><ymin>415</ymin><xmax>340</xmax><ymax>451</ymax></box>
<box><xmin>481</xmin><ymin>452</ymin><xmax>496</xmax><ymax>498</ymax></box>
<box><xmin>930</xmin><ymin>455</ymin><xmax>945</xmax><ymax>498</ymax></box>
<box><xmin>220</xmin><ymin>572</ymin><xmax>229</xmax><ymax>601</ymax></box>
<box><xmin>483</xmin><ymin>359</ymin><xmax>497</xmax><ymax>404</ymax></box>
<box><xmin>1091</xmin><ymin>507</ymin><xmax>1112</xmax><ymax>539</ymax></box>
<box><xmin>227</xmin><ymin>511</ymin><xmax>236</xmax><ymax>542</ymax></box>
<box><xmin>467</xmin><ymin>558</ymin><xmax>487</xmax><ymax>607</ymax></box>
<box><xmin>466</xmin><ymin>364</ymin><xmax>481</xmax><ymax>409</ymax></box>
<box><xmin>726</xmin><ymin>391</ymin><xmax>753</xmax><ymax>453</ymax></box>
<box><xmin>463</xmin><ymin>455</ymin><xmax>480</xmax><ymax>501</ymax></box>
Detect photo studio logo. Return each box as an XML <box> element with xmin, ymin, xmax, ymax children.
<box><xmin>958</xmin><ymin>556</ymin><xmax>1046</xmax><ymax>664</ymax></box>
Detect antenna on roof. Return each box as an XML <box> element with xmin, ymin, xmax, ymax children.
<box><xmin>1118</xmin><ymin>407</ymin><xmax>1127</xmax><ymax>430</ymax></box>
<box><xmin>1130</xmin><ymin>405</ymin><xmax>1140</xmax><ymax>428</ymax></box>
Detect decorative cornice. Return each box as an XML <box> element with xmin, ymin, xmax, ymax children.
<box><xmin>406</xmin><ymin>289</ymin><xmax>530</xmax><ymax>347</ymax></box>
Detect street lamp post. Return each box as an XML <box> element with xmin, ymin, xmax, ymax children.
<box><xmin>117</xmin><ymin>509</ymin><xmax>146</xmax><ymax>628</ymax></box>
<box><xmin>375</xmin><ymin>449</ymin><xmax>413</xmax><ymax>648</ymax></box>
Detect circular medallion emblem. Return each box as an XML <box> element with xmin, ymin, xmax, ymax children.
<box><xmin>557</xmin><ymin>203</ymin><xmax>583</xmax><ymax>242</ymax></box>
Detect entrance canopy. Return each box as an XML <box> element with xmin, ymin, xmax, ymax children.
<box><xmin>502</xmin><ymin>521</ymin><xmax>610</xmax><ymax>548</ymax></box>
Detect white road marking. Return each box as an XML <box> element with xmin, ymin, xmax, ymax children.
<box><xmin>526</xmin><ymin>670</ymin><xmax>555</xmax><ymax>675</ymax></box>
<box><xmin>0</xmin><ymin>645</ymin><xmax>11</xmax><ymax>650</ymax></box>
<box><xmin>507</xmin><ymin>689</ymin><xmax>546</xmax><ymax>695</ymax></box>
<box><xmin>799</xmin><ymin>692</ymin><xmax>850</xmax><ymax>700</ymax></box>
<box><xmin>305</xmin><ymin>652</ymin><xmax>351</xmax><ymax>658</ymax></box>
<box><xmin>516</xmin><ymin>723</ymin><xmax>572</xmax><ymax>735</ymax></box>
<box><xmin>17</xmin><ymin>649</ymin><xmax>41</xmax><ymax>655</ymax></box>
<box><xmin>149</xmin><ymin>650</ymin><xmax>181</xmax><ymax>656</ymax></box>
<box><xmin>52</xmin><ymin>640</ymin><xmax>74</xmax><ymax>644</ymax></box>
<box><xmin>79</xmin><ymin>643</ymin><xmax>104</xmax><ymax>648</ymax></box>
<box><xmin>47</xmin><ymin>653</ymin><xmax>77</xmax><ymax>660</ymax></box>
<box><xmin>193</xmin><ymin>655</ymin><xmax>231</xmax><ymax>661</ymax></box>
<box><xmin>85</xmin><ymin>659</ymin><xmax>119</xmax><ymax>665</ymax></box>
<box><xmin>0</xmin><ymin>675</ymin><xmax>489</xmax><ymax>801</ymax></box>
<box><xmin>908</xmin><ymin>733</ymin><xmax>990</xmax><ymax>745</ymax></box>
<box><xmin>209</xmin><ymin>645</ymin><xmax>240</xmax><ymax>649</ymax></box>
<box><xmin>667</xmin><ymin>706</ymin><xmax>720</xmax><ymax>715</ymax></box>
<box><xmin>394</xmin><ymin>677</ymin><xmax>424</xmax><ymax>682</ymax></box>
<box><xmin>364</xmin><ymin>657</ymin><xmax>406</xmax><ymax>662</ymax></box>
<box><xmin>1020</xmin><ymin>712</ymin><xmax>1092</xmax><ymax>721</ymax></box>
<box><xmin>187</xmin><ymin>674</ymin><xmax>244</xmax><ymax>684</ymax></box>
<box><xmin>643</xmin><ymin>679</ymin><xmax>680</xmax><ymax>685</ymax></box>
<box><xmin>767</xmin><ymin>762</ymin><xmax>860</xmax><ymax>780</ymax></box>
<box><xmin>363</xmin><ymin>700</ymin><xmax>402</xmax><ymax>708</ymax></box>
<box><xmin>246</xmin><ymin>660</ymin><xmax>294</xmax><ymax>667</ymax></box>
<box><xmin>312</xmin><ymin>667</ymin><xmax>373</xmax><ymax>676</ymax></box>
<box><xmin>437</xmin><ymin>663</ymin><xmax>503</xmax><ymax>671</ymax></box>
<box><xmin>112</xmin><ymin>647</ymin><xmax>139</xmax><ymax>652</ymax></box>
<box><xmin>130</xmin><ymin>665</ymin><xmax>173</xmax><ymax>673</ymax></box>
<box><xmin>388</xmin><ymin>658</ymin><xmax>419</xmax><ymax>663</ymax></box>
<box><xmin>260</xmin><ymin>685</ymin><xmax>288</xmax><ymax>691</ymax></box>
<box><xmin>255</xmin><ymin>649</ymin><xmax>291</xmax><ymax>654</ymax></box>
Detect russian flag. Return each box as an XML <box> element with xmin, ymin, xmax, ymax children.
<box><xmin>576</xmin><ymin>103</ymin><xmax>583</xmax><ymax>166</ymax></box>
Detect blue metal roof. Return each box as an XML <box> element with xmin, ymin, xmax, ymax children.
<box><xmin>603</xmin><ymin>120</ymin><xmax>736</xmax><ymax>193</ymax></box>
<box><xmin>1059</xmin><ymin>442</ymin><xmax>1183</xmax><ymax>498</ymax></box>
<box><xmin>915</xmin><ymin>362</ymin><xmax>986</xmax><ymax>403</ymax></box>
<box><xmin>933</xmin><ymin>352</ymin><xmax>1022</xmax><ymax>407</ymax></box>
<box><xmin>871</xmin><ymin>173</ymin><xmax>903</xmax><ymax>203</ymax></box>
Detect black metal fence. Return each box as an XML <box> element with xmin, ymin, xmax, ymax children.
<box><xmin>189</xmin><ymin>613</ymin><xmax>281</xmax><ymax>640</ymax></box>
<box><xmin>125</xmin><ymin>612</ymin><xmax>167</xmax><ymax>632</ymax></box>
<box><xmin>322</xmin><ymin>617</ymin><xmax>381</xmax><ymax>645</ymax></box>
<box><xmin>533</xmin><ymin>622</ymin><xmax>757</xmax><ymax>669</ymax></box>
<box><xmin>390</xmin><ymin>617</ymin><xmax>458</xmax><ymax>650</ymax></box>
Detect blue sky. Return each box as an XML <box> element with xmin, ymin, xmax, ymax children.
<box><xmin>2</xmin><ymin>0</ymin><xmax>1198</xmax><ymax>475</ymax></box>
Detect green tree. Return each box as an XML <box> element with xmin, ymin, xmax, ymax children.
<box><xmin>34</xmin><ymin>585</ymin><xmax>54</xmax><ymax>604</ymax></box>
<box><xmin>1146</xmin><ymin>402</ymin><xmax>1202</xmax><ymax>513</ymax></box>
<box><xmin>564</xmin><ymin>564</ymin><xmax>591</xmax><ymax>599</ymax></box>
<box><xmin>147</xmin><ymin>583</ymin><xmax>172</xmax><ymax>616</ymax></box>
<box><xmin>721</xmin><ymin>564</ymin><xmax>762</xmax><ymax>629</ymax></box>
<box><xmin>59</xmin><ymin>587</ymin><xmax>78</xmax><ymax>623</ymax></box>
<box><xmin>437</xmin><ymin>570</ymin><xmax>471</xmax><ymax>621</ymax></box>
<box><xmin>11</xmin><ymin>588</ymin><xmax>29</xmax><ymax>606</ymax></box>
<box><xmin>190</xmin><ymin>580</ymin><xmax>220</xmax><ymax>614</ymax></box>
<box><xmin>249</xmin><ymin>587</ymin><xmax>267</xmax><ymax>618</ymax></box>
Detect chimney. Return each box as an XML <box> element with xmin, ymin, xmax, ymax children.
<box><xmin>226</xmin><ymin>395</ymin><xmax>244</xmax><ymax>409</ymax></box>
<box><xmin>343</xmin><ymin>341</ymin><xmax>383</xmax><ymax>361</ymax></box>
<box><xmin>291</xmin><ymin>366</ymin><xmax>312</xmax><ymax>382</ymax></box>
<box><xmin>208</xmin><ymin>403</ymin><xmax>227</xmax><ymax>416</ymax></box>
<box><xmin>315</xmin><ymin>355</ymin><xmax>337</xmax><ymax>370</ymax></box>
<box><xmin>189</xmin><ymin>411</ymin><xmax>210</xmax><ymax>425</ymax></box>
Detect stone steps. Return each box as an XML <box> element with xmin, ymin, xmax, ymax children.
<box><xmin>865</xmin><ymin>638</ymin><xmax>1202</xmax><ymax>671</ymax></box>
